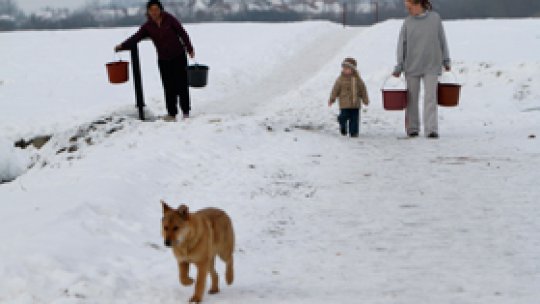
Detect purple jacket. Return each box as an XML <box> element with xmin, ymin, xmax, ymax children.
<box><xmin>120</xmin><ymin>12</ymin><xmax>193</xmax><ymax>60</ymax></box>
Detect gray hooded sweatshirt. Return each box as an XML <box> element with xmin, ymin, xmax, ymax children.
<box><xmin>394</xmin><ymin>11</ymin><xmax>451</xmax><ymax>76</ymax></box>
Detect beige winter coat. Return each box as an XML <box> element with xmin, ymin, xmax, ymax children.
<box><xmin>329</xmin><ymin>74</ymin><xmax>370</xmax><ymax>109</ymax></box>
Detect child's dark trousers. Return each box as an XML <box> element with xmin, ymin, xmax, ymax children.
<box><xmin>338</xmin><ymin>108</ymin><xmax>360</xmax><ymax>137</ymax></box>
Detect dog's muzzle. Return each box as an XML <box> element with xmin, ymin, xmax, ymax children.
<box><xmin>164</xmin><ymin>240</ymin><xmax>172</xmax><ymax>247</ymax></box>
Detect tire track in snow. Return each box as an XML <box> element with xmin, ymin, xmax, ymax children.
<box><xmin>200</xmin><ymin>26</ymin><xmax>365</xmax><ymax>115</ymax></box>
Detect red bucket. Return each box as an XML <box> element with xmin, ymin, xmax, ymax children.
<box><xmin>106</xmin><ymin>60</ymin><xmax>129</xmax><ymax>84</ymax></box>
<box><xmin>382</xmin><ymin>90</ymin><xmax>408</xmax><ymax>110</ymax></box>
<box><xmin>438</xmin><ymin>72</ymin><xmax>461</xmax><ymax>107</ymax></box>
<box><xmin>382</xmin><ymin>77</ymin><xmax>407</xmax><ymax>111</ymax></box>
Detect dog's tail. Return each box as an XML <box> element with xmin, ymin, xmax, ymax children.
<box><xmin>225</xmin><ymin>255</ymin><xmax>234</xmax><ymax>285</ymax></box>
<box><xmin>219</xmin><ymin>211</ymin><xmax>235</xmax><ymax>285</ymax></box>
<box><xmin>222</xmin><ymin>220</ymin><xmax>234</xmax><ymax>285</ymax></box>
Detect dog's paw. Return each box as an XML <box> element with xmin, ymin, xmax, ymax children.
<box><xmin>180</xmin><ymin>277</ymin><xmax>194</xmax><ymax>286</ymax></box>
<box><xmin>208</xmin><ymin>288</ymin><xmax>219</xmax><ymax>295</ymax></box>
<box><xmin>189</xmin><ymin>296</ymin><xmax>202</xmax><ymax>303</ymax></box>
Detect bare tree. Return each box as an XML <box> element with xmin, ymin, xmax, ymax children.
<box><xmin>0</xmin><ymin>0</ymin><xmax>22</xmax><ymax>15</ymax></box>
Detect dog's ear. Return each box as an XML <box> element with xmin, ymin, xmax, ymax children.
<box><xmin>161</xmin><ymin>200</ymin><xmax>172</xmax><ymax>214</ymax></box>
<box><xmin>178</xmin><ymin>204</ymin><xmax>189</xmax><ymax>220</ymax></box>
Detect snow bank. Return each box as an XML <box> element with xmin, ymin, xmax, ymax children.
<box><xmin>0</xmin><ymin>138</ymin><xmax>28</xmax><ymax>183</ymax></box>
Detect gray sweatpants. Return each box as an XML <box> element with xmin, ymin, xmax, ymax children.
<box><xmin>405</xmin><ymin>74</ymin><xmax>438</xmax><ymax>135</ymax></box>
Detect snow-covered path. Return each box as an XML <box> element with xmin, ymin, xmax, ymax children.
<box><xmin>201</xmin><ymin>26</ymin><xmax>363</xmax><ymax>115</ymax></box>
<box><xmin>1</xmin><ymin>20</ymin><xmax>540</xmax><ymax>304</ymax></box>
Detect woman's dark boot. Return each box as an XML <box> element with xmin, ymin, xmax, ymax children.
<box><xmin>427</xmin><ymin>132</ymin><xmax>439</xmax><ymax>139</ymax></box>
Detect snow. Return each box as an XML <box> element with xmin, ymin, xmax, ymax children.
<box><xmin>1</xmin><ymin>19</ymin><xmax>540</xmax><ymax>304</ymax></box>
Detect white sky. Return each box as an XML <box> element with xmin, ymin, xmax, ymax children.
<box><xmin>16</xmin><ymin>0</ymin><xmax>88</xmax><ymax>12</ymax></box>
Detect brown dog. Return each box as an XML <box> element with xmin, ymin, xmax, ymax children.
<box><xmin>161</xmin><ymin>200</ymin><xmax>235</xmax><ymax>303</ymax></box>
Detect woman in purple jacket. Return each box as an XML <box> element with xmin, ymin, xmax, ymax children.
<box><xmin>115</xmin><ymin>0</ymin><xmax>195</xmax><ymax>121</ymax></box>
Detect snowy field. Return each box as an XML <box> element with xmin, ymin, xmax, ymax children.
<box><xmin>1</xmin><ymin>19</ymin><xmax>539</xmax><ymax>303</ymax></box>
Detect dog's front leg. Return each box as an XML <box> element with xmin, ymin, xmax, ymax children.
<box><xmin>189</xmin><ymin>261</ymin><xmax>209</xmax><ymax>303</ymax></box>
<box><xmin>179</xmin><ymin>262</ymin><xmax>194</xmax><ymax>286</ymax></box>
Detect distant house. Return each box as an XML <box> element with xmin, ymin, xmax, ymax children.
<box><xmin>0</xmin><ymin>13</ymin><xmax>16</xmax><ymax>30</ymax></box>
<box><xmin>0</xmin><ymin>14</ymin><xmax>15</xmax><ymax>22</ymax></box>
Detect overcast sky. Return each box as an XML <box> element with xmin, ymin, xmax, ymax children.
<box><xmin>16</xmin><ymin>0</ymin><xmax>88</xmax><ymax>12</ymax></box>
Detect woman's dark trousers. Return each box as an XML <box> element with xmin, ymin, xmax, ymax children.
<box><xmin>158</xmin><ymin>53</ymin><xmax>190</xmax><ymax>117</ymax></box>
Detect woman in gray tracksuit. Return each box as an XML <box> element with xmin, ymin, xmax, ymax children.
<box><xmin>393</xmin><ymin>0</ymin><xmax>451</xmax><ymax>139</ymax></box>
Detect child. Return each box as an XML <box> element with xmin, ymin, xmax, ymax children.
<box><xmin>328</xmin><ymin>58</ymin><xmax>370</xmax><ymax>137</ymax></box>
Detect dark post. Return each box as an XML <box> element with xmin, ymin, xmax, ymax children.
<box><xmin>130</xmin><ymin>45</ymin><xmax>145</xmax><ymax>120</ymax></box>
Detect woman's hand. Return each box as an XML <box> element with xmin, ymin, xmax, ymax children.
<box><xmin>328</xmin><ymin>100</ymin><xmax>334</xmax><ymax>107</ymax></box>
<box><xmin>392</xmin><ymin>72</ymin><xmax>401</xmax><ymax>78</ymax></box>
<box><xmin>444</xmin><ymin>66</ymin><xmax>451</xmax><ymax>72</ymax></box>
<box><xmin>114</xmin><ymin>44</ymin><xmax>123</xmax><ymax>52</ymax></box>
<box><xmin>189</xmin><ymin>50</ymin><xmax>195</xmax><ymax>59</ymax></box>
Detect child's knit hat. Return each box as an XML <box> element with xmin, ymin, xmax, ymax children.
<box><xmin>342</xmin><ymin>57</ymin><xmax>357</xmax><ymax>70</ymax></box>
